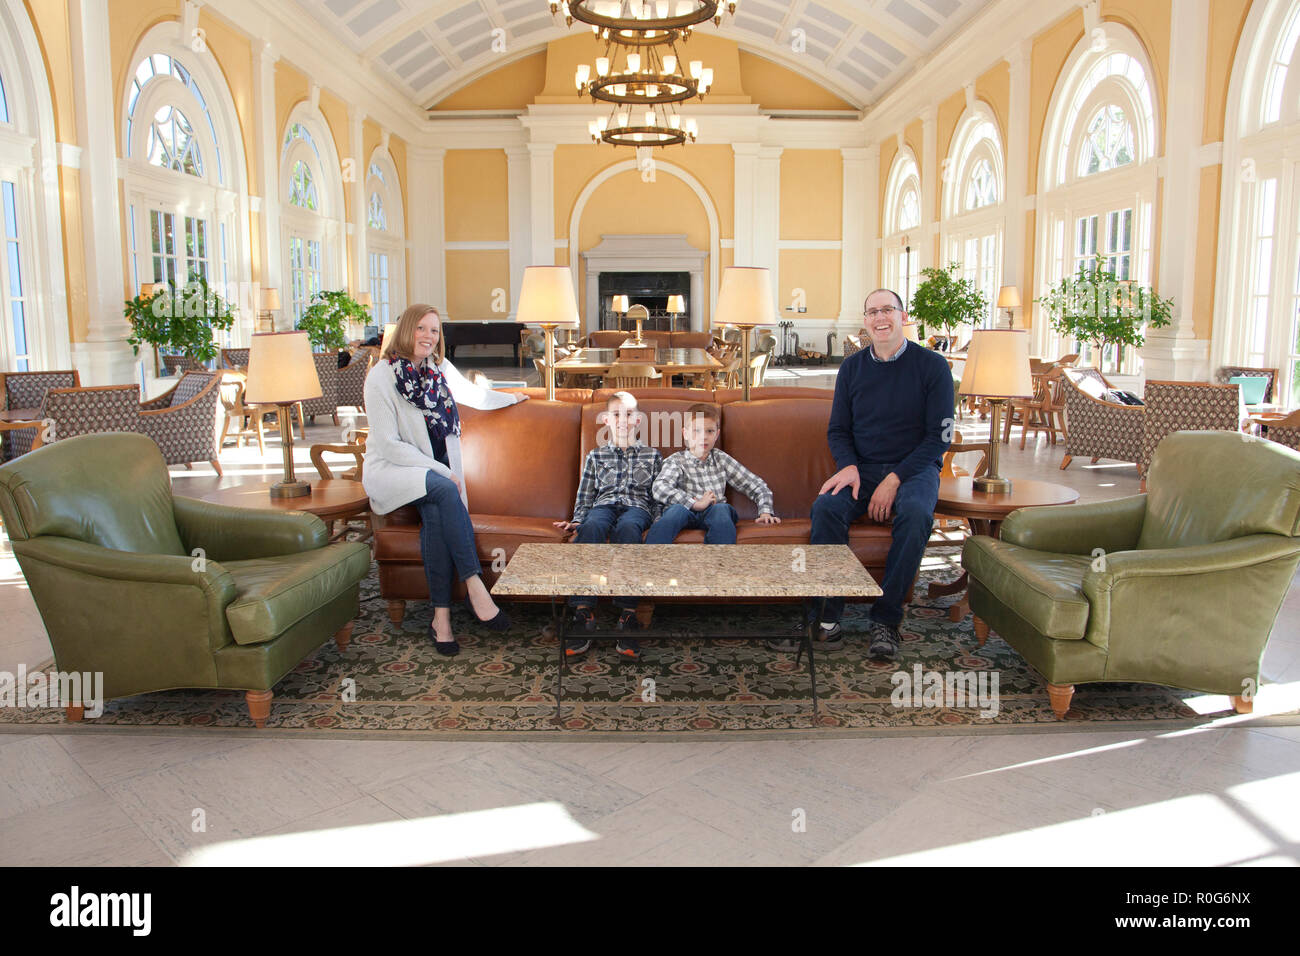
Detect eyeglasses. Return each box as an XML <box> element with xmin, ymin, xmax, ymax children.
<box><xmin>864</xmin><ymin>307</ymin><xmax>900</xmax><ymax>319</ymax></box>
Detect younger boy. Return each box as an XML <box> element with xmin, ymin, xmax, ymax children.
<box><xmin>553</xmin><ymin>391</ymin><xmax>661</xmax><ymax>659</ymax></box>
<box><xmin>646</xmin><ymin>403</ymin><xmax>780</xmax><ymax>545</ymax></box>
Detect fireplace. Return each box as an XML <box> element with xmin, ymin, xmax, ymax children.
<box><xmin>580</xmin><ymin>234</ymin><xmax>709</xmax><ymax>334</ymax></box>
<box><xmin>598</xmin><ymin>271</ymin><xmax>690</xmax><ymax>331</ymax></box>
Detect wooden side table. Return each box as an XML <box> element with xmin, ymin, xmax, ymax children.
<box><xmin>928</xmin><ymin>476</ymin><xmax>1079</xmax><ymax>643</ymax></box>
<box><xmin>199</xmin><ymin>479</ymin><xmax>370</xmax><ymax>541</ymax></box>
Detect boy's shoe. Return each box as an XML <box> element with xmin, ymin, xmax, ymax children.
<box><xmin>615</xmin><ymin>637</ymin><xmax>641</xmax><ymax>660</ymax></box>
<box><xmin>867</xmin><ymin>622</ymin><xmax>901</xmax><ymax>662</ymax></box>
<box><xmin>573</xmin><ymin>605</ymin><xmax>596</xmax><ymax>631</ymax></box>
<box><xmin>616</xmin><ymin>608</ymin><xmax>640</xmax><ymax>631</ymax></box>
<box><xmin>565</xmin><ymin>638</ymin><xmax>593</xmax><ymax>657</ymax></box>
<box><xmin>767</xmin><ymin>621</ymin><xmax>842</xmax><ymax>653</ymax></box>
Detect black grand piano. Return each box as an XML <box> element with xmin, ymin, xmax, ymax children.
<box><xmin>441</xmin><ymin>321</ymin><xmax>521</xmax><ymax>363</ymax></box>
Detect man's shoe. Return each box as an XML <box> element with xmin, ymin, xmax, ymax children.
<box><xmin>615</xmin><ymin>637</ymin><xmax>641</xmax><ymax>660</ymax></box>
<box><xmin>767</xmin><ymin>621</ymin><xmax>842</xmax><ymax>653</ymax></box>
<box><xmin>867</xmin><ymin>622</ymin><xmax>901</xmax><ymax>662</ymax></box>
<box><xmin>565</xmin><ymin>638</ymin><xmax>592</xmax><ymax>657</ymax></box>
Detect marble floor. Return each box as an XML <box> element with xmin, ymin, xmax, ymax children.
<box><xmin>1</xmin><ymin>364</ymin><xmax>1297</xmax><ymax>866</ymax></box>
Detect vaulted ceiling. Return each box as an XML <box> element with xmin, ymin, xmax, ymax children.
<box><xmin>289</xmin><ymin>0</ymin><xmax>993</xmax><ymax>111</ymax></box>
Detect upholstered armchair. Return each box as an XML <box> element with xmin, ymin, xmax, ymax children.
<box><xmin>336</xmin><ymin>350</ymin><xmax>370</xmax><ymax>414</ymax></box>
<box><xmin>161</xmin><ymin>355</ymin><xmax>206</xmax><ymax>376</ymax></box>
<box><xmin>220</xmin><ymin>347</ymin><xmax>250</xmax><ymax>371</ymax></box>
<box><xmin>1264</xmin><ymin>410</ymin><xmax>1300</xmax><ymax>451</ymax></box>
<box><xmin>1215</xmin><ymin>365</ymin><xmax>1278</xmax><ymax>404</ymax></box>
<box><xmin>1138</xmin><ymin>380</ymin><xmax>1247</xmax><ymax>478</ymax></box>
<box><xmin>138</xmin><ymin>370</ymin><xmax>224</xmax><ymax>475</ymax></box>
<box><xmin>964</xmin><ymin>431</ymin><xmax>1300</xmax><ymax>718</ymax></box>
<box><xmin>37</xmin><ymin>385</ymin><xmax>142</xmax><ymax>450</ymax></box>
<box><xmin>300</xmin><ymin>351</ymin><xmax>341</xmax><ymax>424</ymax></box>
<box><xmin>1058</xmin><ymin>367</ymin><xmax>1144</xmax><ymax>471</ymax></box>
<box><xmin>0</xmin><ymin>433</ymin><xmax>371</xmax><ymax>727</ymax></box>
<box><xmin>1</xmin><ymin>370</ymin><xmax>80</xmax><ymax>459</ymax></box>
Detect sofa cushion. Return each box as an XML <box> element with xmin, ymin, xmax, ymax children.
<box><xmin>962</xmin><ymin>537</ymin><xmax>1091</xmax><ymax>640</ymax></box>
<box><xmin>720</xmin><ymin>400</ymin><xmax>837</xmax><ymax>520</ymax></box>
<box><xmin>373</xmin><ymin>515</ymin><xmax>567</xmax><ymax>563</ymax></box>
<box><xmin>460</xmin><ymin>399</ymin><xmax>582</xmax><ymax>518</ymax></box>
<box><xmin>714</xmin><ymin>387</ymin><xmax>834</xmax><ymax>403</ymax></box>
<box><xmin>590</xmin><ymin>387</ymin><xmax>713</xmax><ymax>405</ymax></box>
<box><xmin>223</xmin><ymin>541</ymin><xmax>370</xmax><ymax>645</ymax></box>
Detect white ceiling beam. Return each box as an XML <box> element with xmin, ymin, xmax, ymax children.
<box><xmin>360</xmin><ymin>1</ymin><xmax>464</xmax><ymax>59</ymax></box>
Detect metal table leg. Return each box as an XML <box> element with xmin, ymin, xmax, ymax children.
<box><xmin>795</xmin><ymin>597</ymin><xmax>823</xmax><ymax>721</ymax></box>
<box><xmin>551</xmin><ymin>596</ymin><xmax>566</xmax><ymax>721</ymax></box>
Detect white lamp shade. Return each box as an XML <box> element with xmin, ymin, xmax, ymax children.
<box><xmin>244</xmin><ymin>331</ymin><xmax>323</xmax><ymax>405</ymax></box>
<box><xmin>515</xmin><ymin>265</ymin><xmax>579</xmax><ymax>328</ymax></box>
<box><xmin>356</xmin><ymin>292</ymin><xmax>373</xmax><ymax>307</ymax></box>
<box><xmin>902</xmin><ymin>323</ymin><xmax>920</xmax><ymax>342</ymax></box>
<box><xmin>667</xmin><ymin>295</ymin><xmax>685</xmax><ymax>313</ymax></box>
<box><xmin>380</xmin><ymin>322</ymin><xmax>397</xmax><ymax>353</ymax></box>
<box><xmin>997</xmin><ymin>285</ymin><xmax>1022</xmax><ymax>309</ymax></box>
<box><xmin>959</xmin><ymin>329</ymin><xmax>1034</xmax><ymax>399</ymax></box>
<box><xmin>258</xmin><ymin>287</ymin><xmax>280</xmax><ymax>311</ymax></box>
<box><xmin>714</xmin><ymin>267</ymin><xmax>776</xmax><ymax>328</ymax></box>
<box><xmin>610</xmin><ymin>294</ymin><xmax>629</xmax><ymax>313</ymax></box>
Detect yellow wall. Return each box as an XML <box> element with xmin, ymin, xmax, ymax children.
<box><xmin>24</xmin><ymin>0</ymin><xmax>77</xmax><ymax>144</ymax></box>
<box><xmin>738</xmin><ymin>51</ymin><xmax>856</xmax><ymax>110</ymax></box>
<box><xmin>198</xmin><ymin>8</ymin><xmax>255</xmax><ymax>190</ymax></box>
<box><xmin>780</xmin><ymin>150</ymin><xmax>842</xmax><ymax>241</ymax></box>
<box><xmin>779</xmin><ymin>250</ymin><xmax>841</xmax><ymax>321</ymax></box>
<box><xmin>445</xmin><ymin>250</ymin><xmax>510</xmax><ymax>321</ymax></box>
<box><xmin>1204</xmin><ymin>0</ymin><xmax>1253</xmax><ymax>143</ymax></box>
<box><xmin>1192</xmin><ymin>165</ymin><xmax>1222</xmax><ymax>341</ymax></box>
<box><xmin>431</xmin><ymin>51</ymin><xmax>547</xmax><ymax>110</ymax></box>
<box><xmin>444</xmin><ymin>150</ymin><xmax>508</xmax><ymax>241</ymax></box>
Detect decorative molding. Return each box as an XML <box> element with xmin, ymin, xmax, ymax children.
<box><xmin>777</xmin><ymin>240</ymin><xmax>843</xmax><ymax>250</ymax></box>
<box><xmin>1198</xmin><ymin>141</ymin><xmax>1224</xmax><ymax>167</ymax></box>
<box><xmin>308</xmin><ymin>83</ymin><xmax>320</xmax><ymax>112</ymax></box>
<box><xmin>248</xmin><ymin>194</ymin><xmax>262</xmax><ymax>212</ymax></box>
<box><xmin>56</xmin><ymin>142</ymin><xmax>81</xmax><ymax>168</ymax></box>
<box><xmin>964</xmin><ymin>82</ymin><xmax>975</xmax><ymax>110</ymax></box>
<box><xmin>445</xmin><ymin>241</ymin><xmax>510</xmax><ymax>250</ymax></box>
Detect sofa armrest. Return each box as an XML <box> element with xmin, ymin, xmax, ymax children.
<box><xmin>1000</xmin><ymin>495</ymin><xmax>1146</xmax><ymax>555</ymax></box>
<box><xmin>172</xmin><ymin>495</ymin><xmax>328</xmax><ymax>561</ymax></box>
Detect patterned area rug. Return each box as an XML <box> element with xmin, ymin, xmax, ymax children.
<box><xmin>2</xmin><ymin>545</ymin><xmax>1265</xmax><ymax>738</ymax></box>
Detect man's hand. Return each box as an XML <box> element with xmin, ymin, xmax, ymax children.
<box><xmin>819</xmin><ymin>465</ymin><xmax>861</xmax><ymax>499</ymax></box>
<box><xmin>553</xmin><ymin>519</ymin><xmax>578</xmax><ymax>533</ymax></box>
<box><xmin>867</xmin><ymin>472</ymin><xmax>901</xmax><ymax>523</ymax></box>
<box><xmin>755</xmin><ymin>512</ymin><xmax>781</xmax><ymax>525</ymax></box>
<box><xmin>691</xmin><ymin>491</ymin><xmax>717</xmax><ymax>511</ymax></box>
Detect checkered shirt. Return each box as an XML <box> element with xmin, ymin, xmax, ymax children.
<box><xmin>653</xmin><ymin>448</ymin><xmax>774</xmax><ymax>515</ymax></box>
<box><xmin>571</xmin><ymin>443</ymin><xmax>663</xmax><ymax>524</ymax></box>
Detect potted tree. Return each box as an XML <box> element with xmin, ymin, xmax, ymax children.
<box><xmin>296</xmin><ymin>290</ymin><xmax>369</xmax><ymax>353</ymax></box>
<box><xmin>907</xmin><ymin>263</ymin><xmax>989</xmax><ymax>351</ymax></box>
<box><xmin>124</xmin><ymin>277</ymin><xmax>237</xmax><ymax>377</ymax></box>
<box><xmin>1035</xmin><ymin>266</ymin><xmax>1173</xmax><ymax>373</ymax></box>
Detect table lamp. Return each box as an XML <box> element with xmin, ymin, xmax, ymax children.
<box><xmin>714</xmin><ymin>266</ymin><xmax>776</xmax><ymax>401</ymax></box>
<box><xmin>666</xmin><ymin>294</ymin><xmax>685</xmax><ymax>333</ymax></box>
<box><xmin>959</xmin><ymin>329</ymin><xmax>1034</xmax><ymax>493</ymax></box>
<box><xmin>244</xmin><ymin>331</ymin><xmax>323</xmax><ymax>498</ymax></box>
<box><xmin>627</xmin><ymin>303</ymin><xmax>649</xmax><ymax>343</ymax></box>
<box><xmin>257</xmin><ymin>288</ymin><xmax>280</xmax><ymax>333</ymax></box>
<box><xmin>380</xmin><ymin>322</ymin><xmax>397</xmax><ymax>355</ymax></box>
<box><xmin>516</xmin><ymin>266</ymin><xmax>579</xmax><ymax>401</ymax></box>
<box><xmin>996</xmin><ymin>286</ymin><xmax>1021</xmax><ymax>328</ymax></box>
<box><xmin>610</xmin><ymin>294</ymin><xmax>629</xmax><ymax>330</ymax></box>
<box><xmin>902</xmin><ymin>322</ymin><xmax>920</xmax><ymax>343</ymax></box>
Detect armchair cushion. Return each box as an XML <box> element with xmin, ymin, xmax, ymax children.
<box><xmin>1000</xmin><ymin>495</ymin><xmax>1146</xmax><ymax>555</ymax></box>
<box><xmin>962</xmin><ymin>537</ymin><xmax>1091</xmax><ymax>640</ymax></box>
<box><xmin>172</xmin><ymin>495</ymin><xmax>329</xmax><ymax>561</ymax></box>
<box><xmin>223</xmin><ymin>541</ymin><xmax>371</xmax><ymax>646</ymax></box>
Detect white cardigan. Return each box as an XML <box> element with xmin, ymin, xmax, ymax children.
<box><xmin>362</xmin><ymin>357</ymin><xmax>519</xmax><ymax>515</ymax></box>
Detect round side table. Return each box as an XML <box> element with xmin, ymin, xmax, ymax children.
<box><xmin>200</xmin><ymin>479</ymin><xmax>370</xmax><ymax>540</ymax></box>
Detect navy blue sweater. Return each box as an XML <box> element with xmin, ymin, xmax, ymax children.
<box><xmin>827</xmin><ymin>342</ymin><xmax>954</xmax><ymax>480</ymax></box>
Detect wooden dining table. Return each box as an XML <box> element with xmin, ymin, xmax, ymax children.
<box><xmin>553</xmin><ymin>347</ymin><xmax>722</xmax><ymax>378</ymax></box>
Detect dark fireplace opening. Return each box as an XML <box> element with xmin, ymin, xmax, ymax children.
<box><xmin>598</xmin><ymin>271</ymin><xmax>690</xmax><ymax>331</ymax></box>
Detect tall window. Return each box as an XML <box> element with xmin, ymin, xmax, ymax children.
<box><xmin>2</xmin><ymin>179</ymin><xmax>28</xmax><ymax>370</ymax></box>
<box><xmin>943</xmin><ymin>110</ymin><xmax>1005</xmax><ymax>331</ymax></box>
<box><xmin>883</xmin><ymin>150</ymin><xmax>922</xmax><ymax>309</ymax></box>
<box><xmin>365</xmin><ymin>149</ymin><xmax>405</xmax><ymax>326</ymax></box>
<box><xmin>1038</xmin><ymin>34</ymin><xmax>1158</xmax><ymax>376</ymax></box>
<box><xmin>281</xmin><ymin>113</ymin><xmax>343</xmax><ymax>329</ymax></box>
<box><xmin>1216</xmin><ymin>0</ymin><xmax>1300</xmax><ymax>405</ymax></box>
<box><xmin>288</xmin><ymin>235</ymin><xmax>322</xmax><ymax>323</ymax></box>
<box><xmin>369</xmin><ymin>251</ymin><xmax>390</xmax><ymax>323</ymax></box>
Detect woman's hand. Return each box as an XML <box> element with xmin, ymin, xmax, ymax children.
<box><xmin>755</xmin><ymin>512</ymin><xmax>781</xmax><ymax>525</ymax></box>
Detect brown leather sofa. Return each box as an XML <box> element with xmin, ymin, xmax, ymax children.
<box><xmin>372</xmin><ymin>386</ymin><xmax>895</xmax><ymax>623</ymax></box>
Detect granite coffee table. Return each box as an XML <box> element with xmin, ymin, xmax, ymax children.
<box><xmin>491</xmin><ymin>543</ymin><xmax>882</xmax><ymax>721</ymax></box>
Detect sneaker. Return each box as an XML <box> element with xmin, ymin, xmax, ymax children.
<box><xmin>615</xmin><ymin>637</ymin><xmax>641</xmax><ymax>660</ymax></box>
<box><xmin>565</xmin><ymin>638</ymin><xmax>592</xmax><ymax>657</ymax></box>
<box><xmin>867</xmin><ymin>622</ymin><xmax>901</xmax><ymax>662</ymax></box>
<box><xmin>616</xmin><ymin>608</ymin><xmax>640</xmax><ymax>631</ymax></box>
<box><xmin>767</xmin><ymin>621</ymin><xmax>842</xmax><ymax>653</ymax></box>
<box><xmin>573</xmin><ymin>605</ymin><xmax>596</xmax><ymax>631</ymax></box>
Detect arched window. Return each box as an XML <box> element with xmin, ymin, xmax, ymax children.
<box><xmin>1215</xmin><ymin>0</ymin><xmax>1300</xmax><ymax>406</ymax></box>
<box><xmin>365</xmin><ymin>148</ymin><xmax>405</xmax><ymax>326</ymax></box>
<box><xmin>280</xmin><ymin>111</ymin><xmax>344</xmax><ymax>326</ymax></box>
<box><xmin>942</xmin><ymin>107</ymin><xmax>1005</xmax><ymax>331</ymax></box>
<box><xmin>0</xmin><ymin>0</ymin><xmax>69</xmax><ymax>372</ymax></box>
<box><xmin>1036</xmin><ymin>29</ymin><xmax>1159</xmax><ymax>377</ymax></box>
<box><xmin>121</xmin><ymin>31</ymin><xmax>247</xmax><ymax>362</ymax></box>
<box><xmin>883</xmin><ymin>150</ymin><xmax>922</xmax><ymax>309</ymax></box>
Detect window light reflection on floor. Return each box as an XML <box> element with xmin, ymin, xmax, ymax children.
<box><xmin>180</xmin><ymin>801</ymin><xmax>598</xmax><ymax>866</ymax></box>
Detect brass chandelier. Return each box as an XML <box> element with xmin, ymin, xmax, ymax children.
<box><xmin>548</xmin><ymin>1</ymin><xmax>740</xmax><ymax>148</ymax></box>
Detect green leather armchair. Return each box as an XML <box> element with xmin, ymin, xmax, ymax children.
<box><xmin>0</xmin><ymin>432</ymin><xmax>371</xmax><ymax>726</ymax></box>
<box><xmin>962</xmin><ymin>431</ymin><xmax>1300</xmax><ymax>718</ymax></box>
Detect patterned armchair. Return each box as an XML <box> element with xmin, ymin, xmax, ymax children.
<box><xmin>220</xmin><ymin>348</ymin><xmax>250</xmax><ymax>371</ymax></box>
<box><xmin>1138</xmin><ymin>380</ymin><xmax>1248</xmax><ymax>478</ymax></box>
<box><xmin>300</xmin><ymin>352</ymin><xmax>341</xmax><ymax>424</ymax></box>
<box><xmin>1265</xmin><ymin>410</ymin><xmax>1300</xmax><ymax>452</ymax></box>
<box><xmin>1215</xmin><ymin>366</ymin><xmax>1278</xmax><ymax>404</ymax></box>
<box><xmin>336</xmin><ymin>350</ymin><xmax>369</xmax><ymax>414</ymax></box>
<box><xmin>1</xmin><ymin>370</ymin><xmax>81</xmax><ymax>459</ymax></box>
<box><xmin>1058</xmin><ymin>367</ymin><xmax>1144</xmax><ymax>471</ymax></box>
<box><xmin>36</xmin><ymin>385</ymin><xmax>142</xmax><ymax>450</ymax></box>
<box><xmin>161</xmin><ymin>355</ymin><xmax>207</xmax><ymax>376</ymax></box>
<box><xmin>139</xmin><ymin>371</ymin><xmax>224</xmax><ymax>475</ymax></box>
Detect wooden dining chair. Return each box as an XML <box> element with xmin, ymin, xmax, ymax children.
<box><xmin>1003</xmin><ymin>364</ymin><xmax>1054</xmax><ymax>444</ymax></box>
<box><xmin>311</xmin><ymin>430</ymin><xmax>372</xmax><ymax>542</ymax></box>
<box><xmin>603</xmin><ymin>364</ymin><xmax>663</xmax><ymax>389</ymax></box>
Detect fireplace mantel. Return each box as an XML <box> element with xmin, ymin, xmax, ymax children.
<box><xmin>581</xmin><ymin>234</ymin><xmax>708</xmax><ymax>333</ymax></box>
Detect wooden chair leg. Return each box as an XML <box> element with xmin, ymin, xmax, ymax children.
<box><xmin>1060</xmin><ymin>454</ymin><xmax>1073</xmax><ymax>470</ymax></box>
<box><xmin>210</xmin><ymin>458</ymin><xmax>223</xmax><ymax>477</ymax></box>
<box><xmin>1230</xmin><ymin>695</ymin><xmax>1253</xmax><ymax>714</ymax></box>
<box><xmin>255</xmin><ymin>416</ymin><xmax>266</xmax><ymax>456</ymax></box>
<box><xmin>972</xmin><ymin>614</ymin><xmax>989</xmax><ymax>646</ymax></box>
<box><xmin>1046</xmin><ymin>683</ymin><xmax>1074</xmax><ymax>719</ymax></box>
<box><xmin>245</xmin><ymin>689</ymin><xmax>273</xmax><ymax>728</ymax></box>
<box><xmin>65</xmin><ymin>704</ymin><xmax>84</xmax><ymax>722</ymax></box>
<box><xmin>387</xmin><ymin>600</ymin><xmax>406</xmax><ymax>624</ymax></box>
<box><xmin>334</xmin><ymin>621</ymin><xmax>354</xmax><ymax>651</ymax></box>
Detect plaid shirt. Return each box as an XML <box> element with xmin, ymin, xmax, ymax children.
<box><xmin>571</xmin><ymin>443</ymin><xmax>663</xmax><ymax>525</ymax></box>
<box><xmin>653</xmin><ymin>448</ymin><xmax>774</xmax><ymax>515</ymax></box>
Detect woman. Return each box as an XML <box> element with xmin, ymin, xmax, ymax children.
<box><xmin>363</xmin><ymin>304</ymin><xmax>528</xmax><ymax>655</ymax></box>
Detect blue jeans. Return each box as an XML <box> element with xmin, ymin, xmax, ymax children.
<box><xmin>568</xmin><ymin>503</ymin><xmax>652</xmax><ymax>611</ymax></box>
<box><xmin>809</xmin><ymin>463</ymin><xmax>939</xmax><ymax>626</ymax></box>
<box><xmin>645</xmin><ymin>502</ymin><xmax>738</xmax><ymax>544</ymax></box>
<box><xmin>410</xmin><ymin>470</ymin><xmax>482</xmax><ymax>608</ymax></box>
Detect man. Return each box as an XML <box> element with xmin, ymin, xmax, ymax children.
<box><xmin>779</xmin><ymin>288</ymin><xmax>952</xmax><ymax>661</ymax></box>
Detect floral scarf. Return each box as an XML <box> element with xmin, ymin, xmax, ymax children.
<box><xmin>391</xmin><ymin>357</ymin><xmax>460</xmax><ymax>442</ymax></box>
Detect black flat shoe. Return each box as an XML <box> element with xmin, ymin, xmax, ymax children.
<box><xmin>434</xmin><ymin>639</ymin><xmax>460</xmax><ymax>656</ymax></box>
<box><xmin>464</xmin><ymin>597</ymin><xmax>511</xmax><ymax>631</ymax></box>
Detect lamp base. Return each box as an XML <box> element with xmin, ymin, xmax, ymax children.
<box><xmin>972</xmin><ymin>475</ymin><xmax>1013</xmax><ymax>494</ymax></box>
<box><xmin>269</xmin><ymin>479</ymin><xmax>312</xmax><ymax>499</ymax></box>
